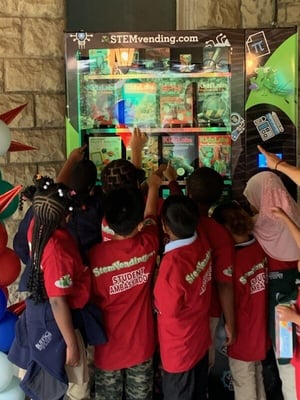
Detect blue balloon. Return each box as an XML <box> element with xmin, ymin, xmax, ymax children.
<box><xmin>0</xmin><ymin>289</ymin><xmax>6</xmax><ymax>320</ymax></box>
<box><xmin>0</xmin><ymin>311</ymin><xmax>17</xmax><ymax>353</ymax></box>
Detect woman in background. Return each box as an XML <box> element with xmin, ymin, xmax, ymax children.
<box><xmin>243</xmin><ymin>170</ymin><xmax>300</xmax><ymax>400</ymax></box>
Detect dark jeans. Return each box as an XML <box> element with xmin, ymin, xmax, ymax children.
<box><xmin>262</xmin><ymin>346</ymin><xmax>284</xmax><ymax>400</ymax></box>
<box><xmin>162</xmin><ymin>352</ymin><xmax>208</xmax><ymax>400</ymax></box>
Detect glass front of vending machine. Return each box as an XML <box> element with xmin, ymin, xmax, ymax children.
<box><xmin>65</xmin><ymin>28</ymin><xmax>298</xmax><ymax>204</ymax></box>
<box><xmin>65</xmin><ymin>30</ymin><xmax>232</xmax><ymax>200</ymax></box>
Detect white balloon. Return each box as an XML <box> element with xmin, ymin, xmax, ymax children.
<box><xmin>0</xmin><ymin>121</ymin><xmax>11</xmax><ymax>156</ymax></box>
<box><xmin>0</xmin><ymin>376</ymin><xmax>25</xmax><ymax>399</ymax></box>
<box><xmin>0</xmin><ymin>351</ymin><xmax>13</xmax><ymax>392</ymax></box>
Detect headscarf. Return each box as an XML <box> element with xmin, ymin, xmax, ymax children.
<box><xmin>243</xmin><ymin>171</ymin><xmax>300</xmax><ymax>261</ymax></box>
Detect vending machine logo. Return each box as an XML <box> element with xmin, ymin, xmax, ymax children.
<box><xmin>253</xmin><ymin>112</ymin><xmax>284</xmax><ymax>141</ymax></box>
<box><xmin>70</xmin><ymin>31</ymin><xmax>93</xmax><ymax>49</ymax></box>
<box><xmin>105</xmin><ymin>33</ymin><xmax>200</xmax><ymax>46</ymax></box>
<box><xmin>204</xmin><ymin>33</ymin><xmax>231</xmax><ymax>48</ymax></box>
<box><xmin>246</xmin><ymin>31</ymin><xmax>270</xmax><ymax>58</ymax></box>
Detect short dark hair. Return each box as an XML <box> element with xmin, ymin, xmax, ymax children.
<box><xmin>69</xmin><ymin>159</ymin><xmax>97</xmax><ymax>196</ymax></box>
<box><xmin>186</xmin><ymin>167</ymin><xmax>224</xmax><ymax>206</ymax></box>
<box><xmin>103</xmin><ymin>186</ymin><xmax>144</xmax><ymax>236</ymax></box>
<box><xmin>101</xmin><ymin>159</ymin><xmax>139</xmax><ymax>193</ymax></box>
<box><xmin>161</xmin><ymin>195</ymin><xmax>199</xmax><ymax>239</ymax></box>
<box><xmin>212</xmin><ymin>201</ymin><xmax>254</xmax><ymax>236</ymax></box>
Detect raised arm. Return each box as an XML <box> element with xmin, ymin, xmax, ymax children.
<box><xmin>258</xmin><ymin>145</ymin><xmax>300</xmax><ymax>185</ymax></box>
<box><xmin>56</xmin><ymin>144</ymin><xmax>87</xmax><ymax>185</ymax></box>
<box><xmin>144</xmin><ymin>170</ymin><xmax>161</xmax><ymax>218</ymax></box>
<box><xmin>162</xmin><ymin>161</ymin><xmax>183</xmax><ymax>195</ymax></box>
<box><xmin>129</xmin><ymin>127</ymin><xmax>148</xmax><ymax>170</ymax></box>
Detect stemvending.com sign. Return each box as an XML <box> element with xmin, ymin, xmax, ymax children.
<box><xmin>103</xmin><ymin>33</ymin><xmax>200</xmax><ymax>46</ymax></box>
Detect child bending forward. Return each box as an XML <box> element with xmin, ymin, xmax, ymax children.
<box><xmin>213</xmin><ymin>201</ymin><xmax>269</xmax><ymax>400</ymax></box>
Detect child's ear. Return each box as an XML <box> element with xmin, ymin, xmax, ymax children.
<box><xmin>162</xmin><ymin>220</ymin><xmax>170</xmax><ymax>235</ymax></box>
<box><xmin>137</xmin><ymin>221</ymin><xmax>144</xmax><ymax>232</ymax></box>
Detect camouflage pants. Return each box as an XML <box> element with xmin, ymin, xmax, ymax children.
<box><xmin>94</xmin><ymin>358</ymin><xmax>153</xmax><ymax>400</ymax></box>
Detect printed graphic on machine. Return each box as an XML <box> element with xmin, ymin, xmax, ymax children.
<box><xmin>245</xmin><ymin>30</ymin><xmax>297</xmax><ymax>143</ymax></box>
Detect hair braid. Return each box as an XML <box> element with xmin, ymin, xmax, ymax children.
<box><xmin>27</xmin><ymin>183</ymin><xmax>71</xmax><ymax>303</ymax></box>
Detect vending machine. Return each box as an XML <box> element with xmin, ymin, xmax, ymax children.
<box><xmin>65</xmin><ymin>27</ymin><xmax>297</xmax><ymax>203</ymax></box>
<box><xmin>65</xmin><ymin>28</ymin><xmax>297</xmax><ymax>399</ymax></box>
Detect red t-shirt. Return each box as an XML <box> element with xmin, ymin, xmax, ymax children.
<box><xmin>89</xmin><ymin>218</ymin><xmax>159</xmax><ymax>370</ymax></box>
<box><xmin>154</xmin><ymin>230</ymin><xmax>212</xmax><ymax>373</ymax></box>
<box><xmin>28</xmin><ymin>220</ymin><xmax>91</xmax><ymax>309</ymax></box>
<box><xmin>198</xmin><ymin>216</ymin><xmax>234</xmax><ymax>317</ymax></box>
<box><xmin>267</xmin><ymin>256</ymin><xmax>298</xmax><ymax>273</ymax></box>
<box><xmin>228</xmin><ymin>237</ymin><xmax>269</xmax><ymax>361</ymax></box>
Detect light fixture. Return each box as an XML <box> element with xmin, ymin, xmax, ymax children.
<box><xmin>114</xmin><ymin>48</ymin><xmax>135</xmax><ymax>73</ymax></box>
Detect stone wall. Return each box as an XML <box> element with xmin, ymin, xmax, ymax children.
<box><xmin>0</xmin><ymin>0</ymin><xmax>299</xmax><ymax>301</ymax></box>
<box><xmin>0</xmin><ymin>0</ymin><xmax>66</xmax><ymax>301</ymax></box>
<box><xmin>176</xmin><ymin>0</ymin><xmax>299</xmax><ymax>29</ymax></box>
<box><xmin>0</xmin><ymin>0</ymin><xmax>66</xmax><ymax>250</ymax></box>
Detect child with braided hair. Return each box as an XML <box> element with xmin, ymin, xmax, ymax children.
<box><xmin>8</xmin><ymin>183</ymin><xmax>106</xmax><ymax>400</ymax></box>
<box><xmin>13</xmin><ymin>174</ymin><xmax>55</xmax><ymax>290</ymax></box>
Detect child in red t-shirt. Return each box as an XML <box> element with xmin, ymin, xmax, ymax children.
<box><xmin>154</xmin><ymin>195</ymin><xmax>212</xmax><ymax>400</ymax></box>
<box><xmin>89</xmin><ymin>172</ymin><xmax>161</xmax><ymax>400</ymax></box>
<box><xmin>100</xmin><ymin>158</ymin><xmax>181</xmax><ymax>242</ymax></box>
<box><xmin>8</xmin><ymin>183</ymin><xmax>106</xmax><ymax>400</ymax></box>
<box><xmin>186</xmin><ymin>167</ymin><xmax>235</xmax><ymax>367</ymax></box>
<box><xmin>213</xmin><ymin>201</ymin><xmax>269</xmax><ymax>400</ymax></box>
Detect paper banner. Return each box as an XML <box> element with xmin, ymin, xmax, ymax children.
<box><xmin>0</xmin><ymin>104</ymin><xmax>27</xmax><ymax>125</ymax></box>
<box><xmin>0</xmin><ymin>185</ymin><xmax>22</xmax><ymax>213</ymax></box>
<box><xmin>8</xmin><ymin>141</ymin><xmax>37</xmax><ymax>152</ymax></box>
